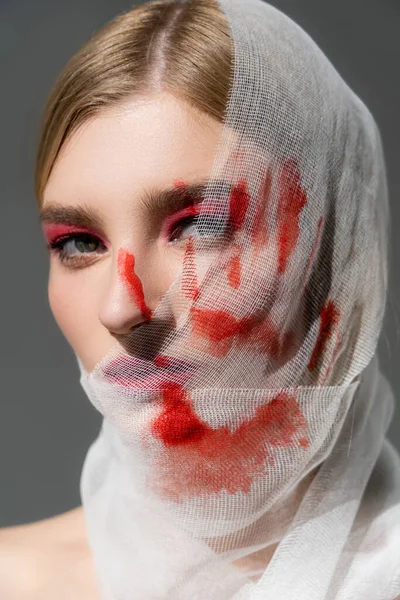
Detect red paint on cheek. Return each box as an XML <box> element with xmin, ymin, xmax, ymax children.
<box><xmin>181</xmin><ymin>237</ymin><xmax>200</xmax><ymax>301</ymax></box>
<box><xmin>227</xmin><ymin>243</ymin><xmax>242</xmax><ymax>289</ymax></box>
<box><xmin>189</xmin><ymin>307</ymin><xmax>239</xmax><ymax>357</ymax></box>
<box><xmin>188</xmin><ymin>307</ymin><xmax>298</xmax><ymax>361</ymax></box>
<box><xmin>277</xmin><ymin>158</ymin><xmax>308</xmax><ymax>274</ymax></box>
<box><xmin>228</xmin><ymin>179</ymin><xmax>251</xmax><ymax>231</ymax></box>
<box><xmin>117</xmin><ymin>248</ymin><xmax>153</xmax><ymax>321</ymax></box>
<box><xmin>190</xmin><ymin>307</ymin><xmax>239</xmax><ymax>341</ymax></box>
<box><xmin>148</xmin><ymin>383</ymin><xmax>309</xmax><ymax>501</ymax></box>
<box><xmin>307</xmin><ymin>299</ymin><xmax>340</xmax><ymax>371</ymax></box>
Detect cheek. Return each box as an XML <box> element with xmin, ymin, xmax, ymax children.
<box><xmin>166</xmin><ymin>245</ymin><xmax>223</xmax><ymax>329</ymax></box>
<box><xmin>47</xmin><ymin>272</ymin><xmax>105</xmax><ymax>370</ymax></box>
<box><xmin>48</xmin><ymin>275</ymin><xmax>81</xmax><ymax>339</ymax></box>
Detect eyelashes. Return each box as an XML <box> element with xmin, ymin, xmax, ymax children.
<box><xmin>168</xmin><ymin>213</ymin><xmax>232</xmax><ymax>243</ymax></box>
<box><xmin>47</xmin><ymin>232</ymin><xmax>107</xmax><ymax>268</ymax></box>
<box><xmin>47</xmin><ymin>212</ymin><xmax>233</xmax><ymax>269</ymax></box>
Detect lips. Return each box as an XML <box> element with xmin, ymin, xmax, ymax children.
<box><xmin>103</xmin><ymin>354</ymin><xmax>200</xmax><ymax>388</ymax></box>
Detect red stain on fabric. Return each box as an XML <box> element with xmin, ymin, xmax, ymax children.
<box><xmin>117</xmin><ymin>248</ymin><xmax>153</xmax><ymax>321</ymax></box>
<box><xmin>228</xmin><ymin>179</ymin><xmax>251</xmax><ymax>232</ymax></box>
<box><xmin>188</xmin><ymin>307</ymin><xmax>296</xmax><ymax>360</ymax></box>
<box><xmin>148</xmin><ymin>382</ymin><xmax>309</xmax><ymax>501</ymax></box>
<box><xmin>181</xmin><ymin>236</ymin><xmax>200</xmax><ymax>300</ymax></box>
<box><xmin>235</xmin><ymin>315</ymin><xmax>298</xmax><ymax>365</ymax></box>
<box><xmin>227</xmin><ymin>243</ymin><xmax>242</xmax><ymax>289</ymax></box>
<box><xmin>189</xmin><ymin>307</ymin><xmax>239</xmax><ymax>357</ymax></box>
<box><xmin>298</xmin><ymin>437</ymin><xmax>310</xmax><ymax>449</ymax></box>
<box><xmin>251</xmin><ymin>166</ymin><xmax>273</xmax><ymax>265</ymax></box>
<box><xmin>308</xmin><ymin>299</ymin><xmax>340</xmax><ymax>371</ymax></box>
<box><xmin>154</xmin><ymin>354</ymin><xmax>171</xmax><ymax>368</ymax></box>
<box><xmin>277</xmin><ymin>158</ymin><xmax>308</xmax><ymax>274</ymax></box>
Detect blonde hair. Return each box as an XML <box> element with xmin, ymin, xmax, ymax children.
<box><xmin>34</xmin><ymin>0</ymin><xmax>233</xmax><ymax>208</ymax></box>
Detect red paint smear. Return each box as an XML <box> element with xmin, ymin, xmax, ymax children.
<box><xmin>308</xmin><ymin>300</ymin><xmax>340</xmax><ymax>372</ymax></box>
<box><xmin>189</xmin><ymin>307</ymin><xmax>297</xmax><ymax>360</ymax></box>
<box><xmin>181</xmin><ymin>236</ymin><xmax>200</xmax><ymax>300</ymax></box>
<box><xmin>190</xmin><ymin>307</ymin><xmax>239</xmax><ymax>341</ymax></box>
<box><xmin>189</xmin><ymin>307</ymin><xmax>238</xmax><ymax>356</ymax></box>
<box><xmin>299</xmin><ymin>437</ymin><xmax>310</xmax><ymax>449</ymax></box>
<box><xmin>228</xmin><ymin>179</ymin><xmax>251</xmax><ymax>232</ymax></box>
<box><xmin>236</xmin><ymin>318</ymin><xmax>298</xmax><ymax>364</ymax></box>
<box><xmin>251</xmin><ymin>166</ymin><xmax>272</xmax><ymax>265</ymax></box>
<box><xmin>277</xmin><ymin>158</ymin><xmax>308</xmax><ymax>274</ymax></box>
<box><xmin>227</xmin><ymin>243</ymin><xmax>242</xmax><ymax>289</ymax></box>
<box><xmin>235</xmin><ymin>314</ymin><xmax>281</xmax><ymax>357</ymax></box>
<box><xmin>148</xmin><ymin>382</ymin><xmax>309</xmax><ymax>501</ymax></box>
<box><xmin>117</xmin><ymin>248</ymin><xmax>153</xmax><ymax>321</ymax></box>
<box><xmin>154</xmin><ymin>354</ymin><xmax>171</xmax><ymax>368</ymax></box>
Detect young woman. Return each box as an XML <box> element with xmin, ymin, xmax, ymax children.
<box><xmin>2</xmin><ymin>0</ymin><xmax>400</xmax><ymax>597</ymax></box>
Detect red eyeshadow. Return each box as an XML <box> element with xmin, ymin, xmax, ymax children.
<box><xmin>160</xmin><ymin>202</ymin><xmax>226</xmax><ymax>240</ymax></box>
<box><xmin>161</xmin><ymin>204</ymin><xmax>200</xmax><ymax>239</ymax></box>
<box><xmin>276</xmin><ymin>158</ymin><xmax>308</xmax><ymax>275</ymax></box>
<box><xmin>42</xmin><ymin>224</ymin><xmax>106</xmax><ymax>245</ymax></box>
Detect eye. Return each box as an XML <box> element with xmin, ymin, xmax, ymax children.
<box><xmin>48</xmin><ymin>233</ymin><xmax>107</xmax><ymax>268</ymax></box>
<box><xmin>168</xmin><ymin>213</ymin><xmax>232</xmax><ymax>245</ymax></box>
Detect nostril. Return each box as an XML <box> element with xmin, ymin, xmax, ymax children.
<box><xmin>112</xmin><ymin>316</ymin><xmax>177</xmax><ymax>360</ymax></box>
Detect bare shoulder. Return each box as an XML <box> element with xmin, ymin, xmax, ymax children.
<box><xmin>0</xmin><ymin>505</ymin><xmax>100</xmax><ymax>599</ymax></box>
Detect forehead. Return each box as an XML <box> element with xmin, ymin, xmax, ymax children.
<box><xmin>42</xmin><ymin>92</ymin><xmax>233</xmax><ymax>208</ymax></box>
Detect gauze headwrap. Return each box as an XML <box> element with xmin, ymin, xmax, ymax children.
<box><xmin>76</xmin><ymin>0</ymin><xmax>400</xmax><ymax>597</ymax></box>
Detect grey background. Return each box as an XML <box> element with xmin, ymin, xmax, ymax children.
<box><xmin>0</xmin><ymin>0</ymin><xmax>399</xmax><ymax>527</ymax></box>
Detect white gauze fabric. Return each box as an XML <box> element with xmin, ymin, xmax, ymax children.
<box><xmin>76</xmin><ymin>0</ymin><xmax>400</xmax><ymax>597</ymax></box>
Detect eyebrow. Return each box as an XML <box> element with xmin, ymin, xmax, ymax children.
<box><xmin>39</xmin><ymin>179</ymin><xmax>233</xmax><ymax>231</ymax></box>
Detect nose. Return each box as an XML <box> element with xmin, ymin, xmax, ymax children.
<box><xmin>98</xmin><ymin>247</ymin><xmax>155</xmax><ymax>336</ymax></box>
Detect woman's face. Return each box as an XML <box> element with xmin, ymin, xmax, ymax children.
<box><xmin>41</xmin><ymin>92</ymin><xmax>231</xmax><ymax>372</ymax></box>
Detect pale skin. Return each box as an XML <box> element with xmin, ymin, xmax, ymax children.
<box><xmin>0</xmin><ymin>90</ymin><xmax>325</xmax><ymax>596</ymax></box>
<box><xmin>42</xmin><ymin>91</ymin><xmax>231</xmax><ymax>372</ymax></box>
<box><xmin>0</xmin><ymin>91</ymin><xmax>281</xmax><ymax>597</ymax></box>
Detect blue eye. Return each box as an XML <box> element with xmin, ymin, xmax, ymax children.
<box><xmin>47</xmin><ymin>213</ymin><xmax>232</xmax><ymax>270</ymax></box>
<box><xmin>48</xmin><ymin>233</ymin><xmax>105</xmax><ymax>266</ymax></box>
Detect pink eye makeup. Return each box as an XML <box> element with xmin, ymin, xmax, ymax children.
<box><xmin>42</xmin><ymin>224</ymin><xmax>107</xmax><ymax>246</ymax></box>
<box><xmin>42</xmin><ymin>224</ymin><xmax>108</xmax><ymax>269</ymax></box>
<box><xmin>161</xmin><ymin>201</ymin><xmax>232</xmax><ymax>245</ymax></box>
<box><xmin>40</xmin><ymin>179</ymin><xmax>236</xmax><ymax>270</ymax></box>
